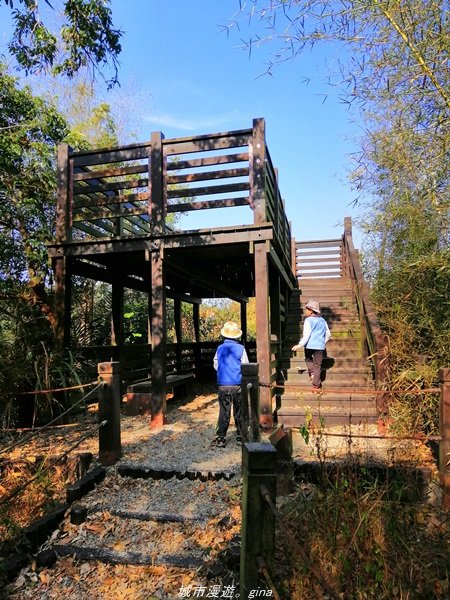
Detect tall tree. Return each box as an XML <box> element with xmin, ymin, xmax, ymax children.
<box><xmin>232</xmin><ymin>0</ymin><xmax>449</xmax><ymax>400</ymax></box>
<box><xmin>0</xmin><ymin>64</ymin><xmax>68</xmax><ymax>325</ymax></box>
<box><xmin>1</xmin><ymin>0</ymin><xmax>122</xmax><ymax>87</ymax></box>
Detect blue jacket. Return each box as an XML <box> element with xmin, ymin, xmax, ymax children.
<box><xmin>214</xmin><ymin>339</ymin><xmax>248</xmax><ymax>385</ymax></box>
<box><xmin>298</xmin><ymin>315</ymin><xmax>331</xmax><ymax>350</ymax></box>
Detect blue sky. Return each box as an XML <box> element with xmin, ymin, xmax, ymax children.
<box><xmin>1</xmin><ymin>0</ymin><xmax>365</xmax><ymax>246</ymax></box>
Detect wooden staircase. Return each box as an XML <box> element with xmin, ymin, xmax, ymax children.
<box><xmin>276</xmin><ymin>233</ymin><xmax>381</xmax><ymax>428</ymax></box>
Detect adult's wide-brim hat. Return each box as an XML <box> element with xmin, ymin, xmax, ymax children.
<box><xmin>306</xmin><ymin>299</ymin><xmax>321</xmax><ymax>314</ymax></box>
<box><xmin>221</xmin><ymin>321</ymin><xmax>242</xmax><ymax>339</ymax></box>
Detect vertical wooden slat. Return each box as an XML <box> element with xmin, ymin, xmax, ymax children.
<box><xmin>150</xmin><ymin>243</ymin><xmax>166</xmax><ymax>427</ymax></box>
<box><xmin>250</xmin><ymin>118</ymin><xmax>266</xmax><ymax>224</ymax></box>
<box><xmin>254</xmin><ymin>241</ymin><xmax>272</xmax><ymax>427</ymax></box>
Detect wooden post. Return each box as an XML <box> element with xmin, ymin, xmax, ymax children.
<box><xmin>56</xmin><ymin>144</ymin><xmax>71</xmax><ymax>243</ymax></box>
<box><xmin>174</xmin><ymin>298</ymin><xmax>182</xmax><ymax>373</ymax></box>
<box><xmin>440</xmin><ymin>368</ymin><xmax>450</xmax><ymax>509</ymax></box>
<box><xmin>240</xmin><ymin>301</ymin><xmax>247</xmax><ymax>347</ymax></box>
<box><xmin>241</xmin><ymin>364</ymin><xmax>261</xmax><ymax>443</ymax></box>
<box><xmin>240</xmin><ymin>442</ymin><xmax>277</xmax><ymax>599</ymax></box>
<box><xmin>193</xmin><ymin>302</ymin><xmax>201</xmax><ymax>374</ymax></box>
<box><xmin>250</xmin><ymin>118</ymin><xmax>266</xmax><ymax>224</ymax></box>
<box><xmin>98</xmin><ymin>362</ymin><xmax>121</xmax><ymax>466</ymax></box>
<box><xmin>111</xmin><ymin>283</ymin><xmax>124</xmax><ymax>363</ymax></box>
<box><xmin>254</xmin><ymin>241</ymin><xmax>272</xmax><ymax>427</ymax></box>
<box><xmin>149</xmin><ymin>130</ymin><xmax>165</xmax><ymax>235</ymax></box>
<box><xmin>270</xmin><ymin>273</ymin><xmax>282</xmax><ymax>354</ymax></box>
<box><xmin>150</xmin><ymin>243</ymin><xmax>166</xmax><ymax>428</ymax></box>
<box><xmin>53</xmin><ymin>256</ymin><xmax>72</xmax><ymax>350</ymax></box>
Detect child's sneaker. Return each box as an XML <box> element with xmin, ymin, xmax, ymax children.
<box><xmin>216</xmin><ymin>437</ymin><xmax>226</xmax><ymax>448</ymax></box>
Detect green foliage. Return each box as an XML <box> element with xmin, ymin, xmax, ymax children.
<box><xmin>199</xmin><ymin>298</ymin><xmax>256</xmax><ymax>341</ymax></box>
<box><xmin>3</xmin><ymin>0</ymin><xmax>122</xmax><ymax>87</ymax></box>
<box><xmin>0</xmin><ymin>62</ymin><xmax>68</xmax><ymax>310</ymax></box>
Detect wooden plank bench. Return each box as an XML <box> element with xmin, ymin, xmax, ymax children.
<box><xmin>125</xmin><ymin>373</ymin><xmax>195</xmax><ymax>418</ymax></box>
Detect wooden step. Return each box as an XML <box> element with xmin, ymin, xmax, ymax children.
<box><xmin>277</xmin><ymin>395</ymin><xmax>377</xmax><ymax>411</ymax></box>
<box><xmin>282</xmin><ymin>373</ymin><xmax>372</xmax><ymax>386</ymax></box>
<box><xmin>277</xmin><ymin>407</ymin><xmax>379</xmax><ymax>427</ymax></box>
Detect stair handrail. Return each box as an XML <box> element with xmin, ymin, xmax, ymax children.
<box><xmin>342</xmin><ymin>218</ymin><xmax>389</xmax><ymax>406</ymax></box>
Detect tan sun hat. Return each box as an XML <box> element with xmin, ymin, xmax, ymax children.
<box><xmin>220</xmin><ymin>321</ymin><xmax>242</xmax><ymax>339</ymax></box>
<box><xmin>305</xmin><ymin>299</ymin><xmax>320</xmax><ymax>314</ymax></box>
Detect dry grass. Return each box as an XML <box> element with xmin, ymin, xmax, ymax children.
<box><xmin>276</xmin><ymin>462</ymin><xmax>450</xmax><ymax>599</ymax></box>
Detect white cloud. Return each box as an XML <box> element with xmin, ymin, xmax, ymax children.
<box><xmin>142</xmin><ymin>110</ymin><xmax>242</xmax><ymax>133</ymax></box>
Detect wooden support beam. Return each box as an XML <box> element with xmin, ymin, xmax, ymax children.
<box><xmin>111</xmin><ymin>283</ymin><xmax>124</xmax><ymax>363</ymax></box>
<box><xmin>53</xmin><ymin>256</ymin><xmax>72</xmax><ymax>350</ymax></box>
<box><xmin>240</xmin><ymin>301</ymin><xmax>247</xmax><ymax>346</ymax></box>
<box><xmin>250</xmin><ymin>118</ymin><xmax>266</xmax><ymax>223</ymax></box>
<box><xmin>150</xmin><ymin>243</ymin><xmax>166</xmax><ymax>428</ymax></box>
<box><xmin>174</xmin><ymin>298</ymin><xmax>182</xmax><ymax>374</ymax></box>
<box><xmin>193</xmin><ymin>303</ymin><xmax>201</xmax><ymax>373</ymax></box>
<box><xmin>254</xmin><ymin>241</ymin><xmax>272</xmax><ymax>427</ymax></box>
<box><xmin>150</xmin><ymin>131</ymin><xmax>165</xmax><ymax>236</ymax></box>
<box><xmin>56</xmin><ymin>144</ymin><xmax>71</xmax><ymax>243</ymax></box>
<box><xmin>270</xmin><ymin>272</ymin><xmax>282</xmax><ymax>352</ymax></box>
<box><xmin>440</xmin><ymin>368</ymin><xmax>450</xmax><ymax>509</ymax></box>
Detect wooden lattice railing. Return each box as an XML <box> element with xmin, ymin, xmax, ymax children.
<box><xmin>56</xmin><ymin>118</ymin><xmax>292</xmax><ymax>268</ymax></box>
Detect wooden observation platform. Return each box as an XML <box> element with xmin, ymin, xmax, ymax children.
<box><xmin>49</xmin><ymin>118</ymin><xmax>298</xmax><ymax>427</ymax></box>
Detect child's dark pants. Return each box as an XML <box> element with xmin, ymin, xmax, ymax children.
<box><xmin>304</xmin><ymin>348</ymin><xmax>325</xmax><ymax>387</ymax></box>
<box><xmin>216</xmin><ymin>385</ymin><xmax>242</xmax><ymax>438</ymax></box>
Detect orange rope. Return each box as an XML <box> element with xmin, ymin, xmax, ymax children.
<box><xmin>272</xmin><ymin>384</ymin><xmax>440</xmax><ymax>396</ymax></box>
<box><xmin>303</xmin><ymin>431</ymin><xmax>442</xmax><ymax>442</ymax></box>
<box><xmin>16</xmin><ymin>381</ymin><xmax>97</xmax><ymax>396</ymax></box>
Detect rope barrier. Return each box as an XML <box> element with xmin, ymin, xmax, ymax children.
<box><xmin>271</xmin><ymin>383</ymin><xmax>440</xmax><ymax>395</ymax></box>
<box><xmin>0</xmin><ymin>420</ymin><xmax>107</xmax><ymax>508</ymax></box>
<box><xmin>0</xmin><ymin>382</ymin><xmax>104</xmax><ymax>456</ymax></box>
<box><xmin>17</xmin><ymin>381</ymin><xmax>98</xmax><ymax>396</ymax></box>
<box><xmin>303</xmin><ymin>430</ymin><xmax>442</xmax><ymax>442</ymax></box>
<box><xmin>259</xmin><ymin>484</ymin><xmax>341</xmax><ymax>600</ymax></box>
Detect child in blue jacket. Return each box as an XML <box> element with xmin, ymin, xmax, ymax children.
<box><xmin>213</xmin><ymin>321</ymin><xmax>249</xmax><ymax>447</ymax></box>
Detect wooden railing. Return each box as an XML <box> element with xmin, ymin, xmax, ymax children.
<box><xmin>56</xmin><ymin>118</ymin><xmax>292</xmax><ymax>264</ymax></box>
<box><xmin>295</xmin><ymin>238</ymin><xmax>343</xmax><ymax>278</ymax></box>
<box><xmin>341</xmin><ymin>218</ymin><xmax>389</xmax><ymax>405</ymax></box>
<box><xmin>77</xmin><ymin>340</ymin><xmax>257</xmax><ymax>391</ymax></box>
